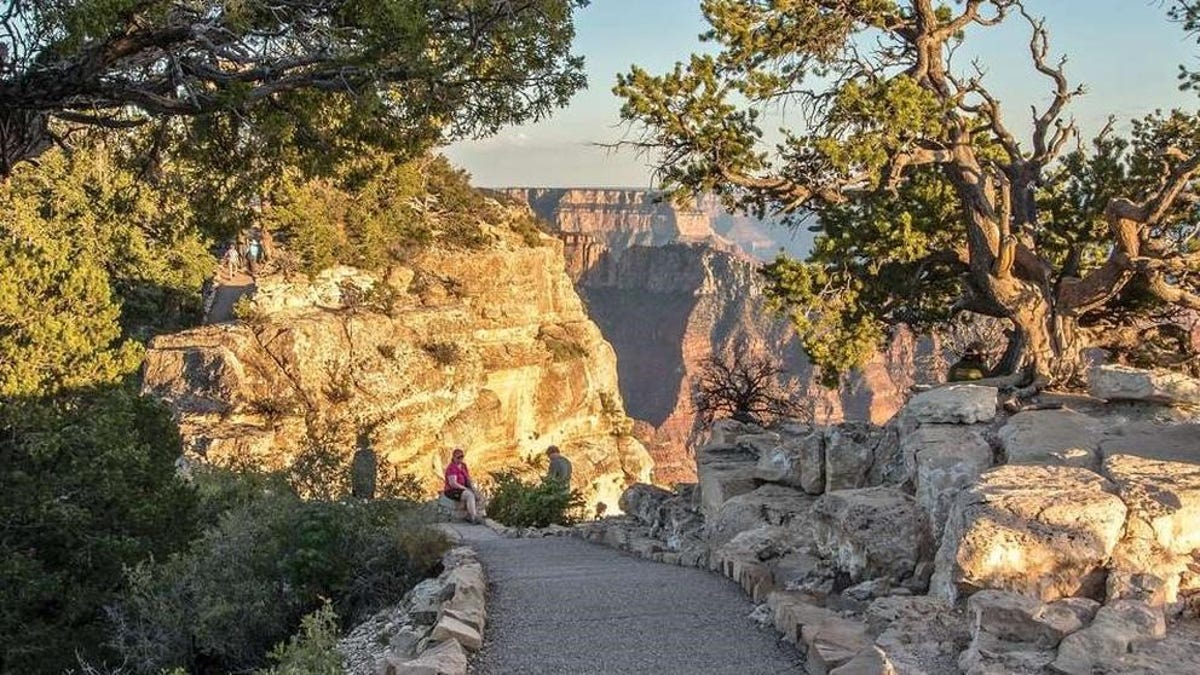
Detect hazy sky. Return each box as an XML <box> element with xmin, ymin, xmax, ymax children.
<box><xmin>443</xmin><ymin>0</ymin><xmax>1199</xmax><ymax>188</ymax></box>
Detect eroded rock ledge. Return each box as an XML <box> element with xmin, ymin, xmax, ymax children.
<box><xmin>142</xmin><ymin>236</ymin><xmax>652</xmax><ymax>510</ymax></box>
<box><xmin>580</xmin><ymin>375</ymin><xmax>1200</xmax><ymax>674</ymax></box>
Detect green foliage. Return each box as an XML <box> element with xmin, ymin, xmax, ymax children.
<box><xmin>0</xmin><ymin>144</ymin><xmax>214</xmax><ymax>398</ymax></box>
<box><xmin>257</xmin><ymin>602</ymin><xmax>345</xmax><ymax>675</ymax></box>
<box><xmin>486</xmin><ymin>470</ymin><xmax>585</xmax><ymax>528</ymax></box>
<box><xmin>2</xmin><ymin>1</ymin><xmax>590</xmax><ymax>178</ymax></box>
<box><xmin>618</xmin><ymin>1</ymin><xmax>1200</xmax><ymax>381</ymax></box>
<box><xmin>109</xmin><ymin>476</ymin><xmax>449</xmax><ymax>674</ymax></box>
<box><xmin>264</xmin><ymin>154</ymin><xmax>510</xmax><ymax>276</ymax></box>
<box><xmin>0</xmin><ymin>384</ymin><xmax>199</xmax><ymax>674</ymax></box>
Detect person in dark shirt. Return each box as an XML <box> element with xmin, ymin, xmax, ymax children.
<box><xmin>545</xmin><ymin>445</ymin><xmax>572</xmax><ymax>486</ymax></box>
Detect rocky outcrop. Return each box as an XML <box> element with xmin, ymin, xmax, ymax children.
<box><xmin>142</xmin><ymin>235</ymin><xmax>652</xmax><ymax>510</ymax></box>
<box><xmin>1090</xmin><ymin>364</ymin><xmax>1200</xmax><ymax>406</ymax></box>
<box><xmin>583</xmin><ymin>367</ymin><xmax>1200</xmax><ymax>675</ymax></box>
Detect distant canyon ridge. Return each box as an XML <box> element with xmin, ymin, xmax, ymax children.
<box><xmin>501</xmin><ymin>188</ymin><xmax>943</xmax><ymax>484</ymax></box>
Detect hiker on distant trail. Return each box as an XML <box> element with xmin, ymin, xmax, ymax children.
<box><xmin>444</xmin><ymin>447</ymin><xmax>482</xmax><ymax>524</ymax></box>
<box><xmin>545</xmin><ymin>445</ymin><xmax>572</xmax><ymax>486</ymax></box>
<box><xmin>222</xmin><ymin>244</ymin><xmax>240</xmax><ymax>277</ymax></box>
<box><xmin>246</xmin><ymin>238</ymin><xmax>262</xmax><ymax>275</ymax></box>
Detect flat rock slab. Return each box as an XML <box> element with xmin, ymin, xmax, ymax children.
<box><xmin>456</xmin><ymin>525</ymin><xmax>802</xmax><ymax>674</ymax></box>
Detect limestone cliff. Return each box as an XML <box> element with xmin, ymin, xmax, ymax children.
<box><xmin>572</xmin><ymin>240</ymin><xmax>934</xmax><ymax>484</ymax></box>
<box><xmin>141</xmin><ymin>235</ymin><xmax>652</xmax><ymax>510</ymax></box>
<box><xmin>501</xmin><ymin>188</ymin><xmax>812</xmax><ymax>260</ymax></box>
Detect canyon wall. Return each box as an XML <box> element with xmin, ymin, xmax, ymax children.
<box><xmin>141</xmin><ymin>234</ymin><xmax>652</xmax><ymax>510</ymax></box>
<box><xmin>501</xmin><ymin>188</ymin><xmax>812</xmax><ymax>261</ymax></box>
<box><xmin>502</xmin><ymin>188</ymin><xmax>938</xmax><ymax>484</ymax></box>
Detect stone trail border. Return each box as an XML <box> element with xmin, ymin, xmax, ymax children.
<box><xmin>451</xmin><ymin>524</ymin><xmax>803</xmax><ymax>674</ymax></box>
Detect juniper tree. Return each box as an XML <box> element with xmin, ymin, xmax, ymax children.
<box><xmin>616</xmin><ymin>1</ymin><xmax>1200</xmax><ymax>388</ymax></box>
<box><xmin>0</xmin><ymin>0</ymin><xmax>588</xmax><ymax>176</ymax></box>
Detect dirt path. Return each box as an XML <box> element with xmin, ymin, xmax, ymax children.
<box><xmin>450</xmin><ymin>525</ymin><xmax>803</xmax><ymax>674</ymax></box>
<box><xmin>204</xmin><ymin>271</ymin><xmax>256</xmax><ymax>323</ymax></box>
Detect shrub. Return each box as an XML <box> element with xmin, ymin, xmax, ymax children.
<box><xmin>256</xmin><ymin>602</ymin><xmax>344</xmax><ymax>675</ymax></box>
<box><xmin>486</xmin><ymin>470</ymin><xmax>585</xmax><ymax>528</ymax></box>
<box><xmin>422</xmin><ymin>340</ymin><xmax>462</xmax><ymax>366</ymax></box>
<box><xmin>0</xmin><ymin>385</ymin><xmax>198</xmax><ymax>674</ymax></box>
<box><xmin>108</xmin><ymin>484</ymin><xmax>450</xmax><ymax>674</ymax></box>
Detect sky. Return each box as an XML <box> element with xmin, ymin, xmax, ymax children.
<box><xmin>443</xmin><ymin>0</ymin><xmax>1200</xmax><ymax>188</ymax></box>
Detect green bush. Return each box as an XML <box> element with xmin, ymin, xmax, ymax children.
<box><xmin>108</xmin><ymin>477</ymin><xmax>450</xmax><ymax>674</ymax></box>
<box><xmin>486</xmin><ymin>470</ymin><xmax>585</xmax><ymax>528</ymax></box>
<box><xmin>0</xmin><ymin>385</ymin><xmax>199</xmax><ymax>674</ymax></box>
<box><xmin>256</xmin><ymin>602</ymin><xmax>345</xmax><ymax>675</ymax></box>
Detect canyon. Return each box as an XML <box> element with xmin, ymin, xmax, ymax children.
<box><xmin>503</xmin><ymin>188</ymin><xmax>941</xmax><ymax>483</ymax></box>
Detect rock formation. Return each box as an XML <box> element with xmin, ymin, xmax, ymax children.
<box><xmin>582</xmin><ymin>364</ymin><xmax>1200</xmax><ymax>674</ymax></box>
<box><xmin>502</xmin><ymin>188</ymin><xmax>940</xmax><ymax>485</ymax></box>
<box><xmin>501</xmin><ymin>188</ymin><xmax>812</xmax><ymax>260</ymax></box>
<box><xmin>142</xmin><ymin>233</ymin><xmax>653</xmax><ymax>511</ymax></box>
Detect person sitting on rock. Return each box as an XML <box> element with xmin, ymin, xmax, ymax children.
<box><xmin>948</xmin><ymin>341</ymin><xmax>989</xmax><ymax>382</ymax></box>
<box><xmin>545</xmin><ymin>445</ymin><xmax>572</xmax><ymax>486</ymax></box>
<box><xmin>444</xmin><ymin>447</ymin><xmax>481</xmax><ymax>524</ymax></box>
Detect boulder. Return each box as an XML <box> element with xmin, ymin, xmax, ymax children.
<box><xmin>1089</xmin><ymin>364</ymin><xmax>1200</xmax><ymax>406</ymax></box>
<box><xmin>966</xmin><ymin>590</ymin><xmax>1094</xmax><ymax>649</ymax></box>
<box><xmin>829</xmin><ymin>647</ymin><xmax>896</xmax><ymax>675</ymax></box>
<box><xmin>756</xmin><ymin>428</ymin><xmax>823</xmax><ymax>489</ymax></box>
<box><xmin>903</xmin><ymin>385</ymin><xmax>998</xmax><ymax>425</ymax></box>
<box><xmin>931</xmin><ymin>465</ymin><xmax>1127</xmax><ymax>603</ymax></box>
<box><xmin>1103</xmin><ymin>453</ymin><xmax>1200</xmax><ymax>604</ymax></box>
<box><xmin>707</xmin><ymin>484</ymin><xmax>816</xmax><ymax>548</ymax></box>
<box><xmin>866</xmin><ymin>596</ymin><xmax>970</xmax><ymax>675</ymax></box>
<box><xmin>811</xmin><ymin>487</ymin><xmax>934</xmax><ymax>584</ymax></box>
<box><xmin>383</xmin><ymin>638</ymin><xmax>468</xmax><ymax>675</ymax></box>
<box><xmin>801</xmin><ymin>616</ymin><xmax>874</xmax><ymax>675</ymax></box>
<box><xmin>905</xmin><ymin>424</ymin><xmax>992</xmax><ymax>540</ymax></box>
<box><xmin>825</xmin><ymin>422</ymin><xmax>890</xmax><ymax>492</ymax></box>
<box><xmin>1098</xmin><ymin>421</ymin><xmax>1200</xmax><ymax>464</ymax></box>
<box><xmin>999</xmin><ymin>409</ymin><xmax>1104</xmax><ymax>470</ymax></box>
<box><xmin>1050</xmin><ymin>600</ymin><xmax>1166</xmax><ymax>675</ymax></box>
<box><xmin>698</xmin><ymin>462</ymin><xmax>758</xmax><ymax>519</ymax></box>
<box><xmin>618</xmin><ymin>483</ymin><xmax>675</xmax><ymax>526</ymax></box>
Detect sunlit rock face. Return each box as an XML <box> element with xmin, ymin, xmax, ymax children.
<box><xmin>142</xmin><ymin>235</ymin><xmax>652</xmax><ymax>511</ymax></box>
<box><xmin>504</xmin><ymin>190</ymin><xmax>940</xmax><ymax>484</ymax></box>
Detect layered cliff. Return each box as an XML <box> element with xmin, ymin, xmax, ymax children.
<box><xmin>141</xmin><ymin>234</ymin><xmax>653</xmax><ymax>510</ymax></box>
<box><xmin>502</xmin><ymin>188</ymin><xmax>812</xmax><ymax>261</ymax></box>
<box><xmin>572</xmin><ymin>240</ymin><xmax>934</xmax><ymax>484</ymax></box>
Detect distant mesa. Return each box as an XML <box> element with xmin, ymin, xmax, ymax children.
<box><xmin>497</xmin><ymin>187</ymin><xmax>813</xmax><ymax>262</ymax></box>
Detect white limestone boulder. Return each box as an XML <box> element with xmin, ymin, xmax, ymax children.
<box><xmin>931</xmin><ymin>465</ymin><xmax>1127</xmax><ymax>603</ymax></box>
<box><xmin>1103</xmin><ymin>453</ymin><xmax>1200</xmax><ymax>604</ymax></box>
<box><xmin>905</xmin><ymin>424</ymin><xmax>992</xmax><ymax>540</ymax></box>
<box><xmin>1098</xmin><ymin>421</ymin><xmax>1200</xmax><ymax>464</ymax></box>
<box><xmin>755</xmin><ymin>427</ymin><xmax>822</xmax><ymax>489</ymax></box>
<box><xmin>824</xmin><ymin>422</ymin><xmax>891</xmax><ymax>492</ymax></box>
<box><xmin>707</xmin><ymin>484</ymin><xmax>817</xmax><ymax>548</ymax></box>
<box><xmin>1089</xmin><ymin>364</ymin><xmax>1200</xmax><ymax>406</ymax></box>
<box><xmin>999</xmin><ymin>409</ymin><xmax>1104</xmax><ymax>471</ymax></box>
<box><xmin>811</xmin><ymin>487</ymin><xmax>934</xmax><ymax>585</ymax></box>
<box><xmin>903</xmin><ymin>385</ymin><xmax>998</xmax><ymax>425</ymax></box>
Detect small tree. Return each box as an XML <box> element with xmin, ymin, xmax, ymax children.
<box><xmin>692</xmin><ymin>354</ymin><xmax>808</xmax><ymax>426</ymax></box>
